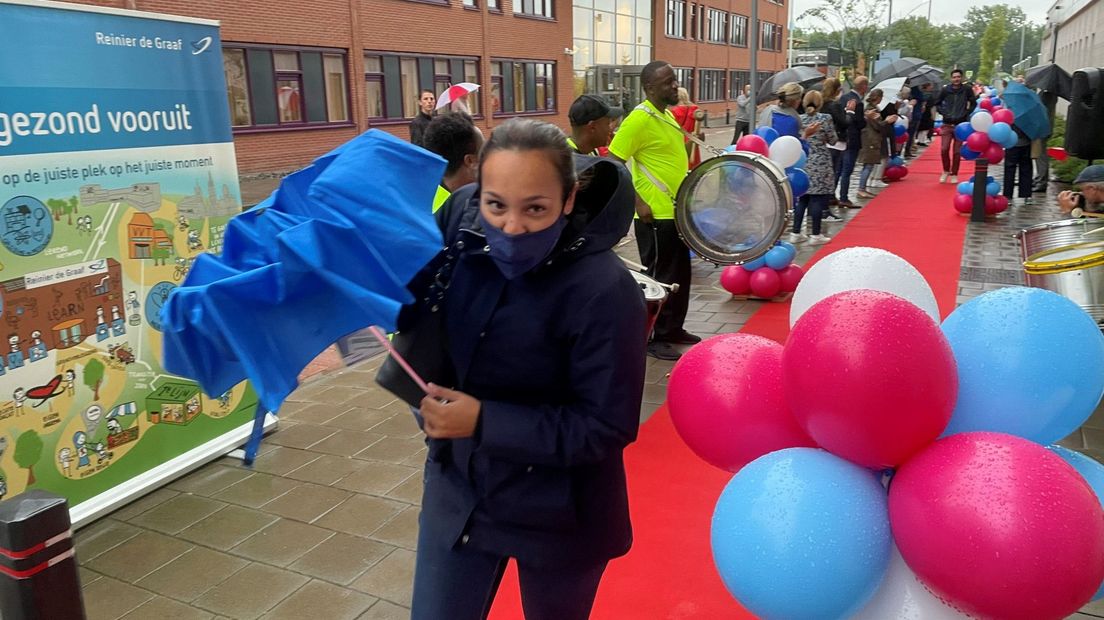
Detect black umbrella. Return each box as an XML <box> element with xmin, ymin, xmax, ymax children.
<box><xmin>907</xmin><ymin>65</ymin><xmax>944</xmax><ymax>87</ymax></box>
<box><xmin>1025</xmin><ymin>63</ymin><xmax>1073</xmax><ymax>100</ymax></box>
<box><xmin>872</xmin><ymin>57</ymin><xmax>927</xmax><ymax>85</ymax></box>
<box><xmin>756</xmin><ymin>66</ymin><xmax>826</xmax><ymax>104</ymax></box>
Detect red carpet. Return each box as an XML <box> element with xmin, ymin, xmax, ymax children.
<box><xmin>488</xmin><ymin>146</ymin><xmax>967</xmax><ymax>619</ymax></box>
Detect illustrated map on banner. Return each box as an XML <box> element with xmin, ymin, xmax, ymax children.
<box><xmin>0</xmin><ymin>0</ymin><xmax>256</xmax><ymax>508</ymax></box>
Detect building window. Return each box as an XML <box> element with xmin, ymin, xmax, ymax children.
<box><xmin>223</xmin><ymin>45</ymin><xmax>351</xmax><ymax>130</ymax></box>
<box><xmin>707</xmin><ymin>9</ymin><xmax>726</xmax><ymax>44</ymax></box>
<box><xmin>688</xmin><ymin>4</ymin><xmax>698</xmax><ymax>40</ymax></box>
<box><xmin>673</xmin><ymin>67</ymin><xmax>694</xmax><ymax>99</ymax></box>
<box><xmin>223</xmin><ymin>49</ymin><xmax>252</xmax><ymax>126</ymax></box>
<box><xmin>761</xmin><ymin>22</ymin><xmax>783</xmax><ymax>51</ymax></box>
<box><xmin>729</xmin><ymin>69</ymin><xmax>750</xmax><ymax>99</ymax></box>
<box><xmin>729</xmin><ymin>14</ymin><xmax>748</xmax><ymax>47</ymax></box>
<box><xmin>493</xmin><ymin>59</ymin><xmax>556</xmax><ymax>115</ymax></box>
<box><xmin>463</xmin><ymin>0</ymin><xmax>476</xmax><ymax>6</ymax></box>
<box><xmin>665</xmin><ymin>0</ymin><xmax>685</xmax><ymax>38</ymax></box>
<box><xmin>489</xmin><ymin>0</ymin><xmax>498</xmax><ymax>8</ymax></box>
<box><xmin>364</xmin><ymin>52</ymin><xmax>481</xmax><ymax>121</ymax></box>
<box><xmin>364</xmin><ymin>55</ymin><xmax>385</xmax><ymax>119</ymax></box>
<box><xmin>519</xmin><ymin>0</ymin><xmax>553</xmax><ymax>18</ymax></box>
<box><xmin>699</xmin><ymin>69</ymin><xmax>724</xmax><ymax>102</ymax></box>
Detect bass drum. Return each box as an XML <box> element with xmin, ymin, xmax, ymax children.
<box><xmin>674</xmin><ymin>151</ymin><xmax>793</xmax><ymax>265</ymax></box>
<box><xmin>629</xmin><ymin>269</ymin><xmax>671</xmax><ymax>342</ymax></box>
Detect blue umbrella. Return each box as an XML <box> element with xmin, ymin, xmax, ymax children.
<box><xmin>1000</xmin><ymin>83</ymin><xmax>1051</xmax><ymax>141</ymax></box>
<box><xmin>160</xmin><ymin>130</ymin><xmax>446</xmax><ymax>462</ymax></box>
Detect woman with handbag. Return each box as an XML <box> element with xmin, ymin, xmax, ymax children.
<box><xmin>394</xmin><ymin>118</ymin><xmax>647</xmax><ymax>620</ymax></box>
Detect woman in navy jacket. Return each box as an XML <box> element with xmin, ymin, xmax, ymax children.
<box><xmin>407</xmin><ymin>118</ymin><xmax>647</xmax><ymax>619</ymax></box>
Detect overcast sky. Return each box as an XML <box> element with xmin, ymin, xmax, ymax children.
<box><xmin>791</xmin><ymin>0</ymin><xmax>1050</xmax><ymax>27</ymax></box>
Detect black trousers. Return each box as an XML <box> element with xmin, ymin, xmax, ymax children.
<box><xmin>1003</xmin><ymin>145</ymin><xmax>1033</xmax><ymax>199</ymax></box>
<box><xmin>731</xmin><ymin>120</ymin><xmax>750</xmax><ymax>143</ymax></box>
<box><xmin>635</xmin><ymin>219</ymin><xmax>691</xmax><ymax>340</ymax></box>
<box><xmin>411</xmin><ymin>527</ymin><xmax>607</xmax><ymax>620</ymax></box>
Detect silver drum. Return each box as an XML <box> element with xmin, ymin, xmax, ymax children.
<box><xmin>1014</xmin><ymin>219</ymin><xmax>1104</xmax><ymax>263</ymax></box>
<box><xmin>630</xmin><ymin>269</ymin><xmax>670</xmax><ymax>342</ymax></box>
<box><xmin>1023</xmin><ymin>240</ymin><xmax>1104</xmax><ymax>326</ymax></box>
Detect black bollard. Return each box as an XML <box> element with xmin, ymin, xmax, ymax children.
<box><xmin>971</xmin><ymin>157</ymin><xmax>990</xmax><ymax>223</ymax></box>
<box><xmin>0</xmin><ymin>490</ymin><xmax>86</xmax><ymax>620</ymax></box>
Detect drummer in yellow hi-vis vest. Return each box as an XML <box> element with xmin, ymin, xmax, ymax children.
<box><xmin>422</xmin><ymin>113</ymin><xmax>484</xmax><ymax>213</ymax></box>
<box><xmin>609</xmin><ymin>60</ymin><xmax>698</xmax><ymax>361</ymax></box>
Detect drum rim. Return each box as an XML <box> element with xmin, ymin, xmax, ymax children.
<box><xmin>674</xmin><ymin>152</ymin><xmax>791</xmax><ymax>265</ymax></box>
<box><xmin>1024</xmin><ymin>240</ymin><xmax>1104</xmax><ymax>274</ymax></box>
<box><xmin>1014</xmin><ymin>218</ymin><xmax>1104</xmax><ymax>239</ymax></box>
<box><xmin>629</xmin><ymin>270</ymin><xmax>669</xmax><ymax>301</ymax></box>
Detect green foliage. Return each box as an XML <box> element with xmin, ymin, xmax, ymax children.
<box><xmin>885</xmin><ymin>17</ymin><xmax>947</xmax><ymax>68</ymax></box>
<box><xmin>14</xmin><ymin>430</ymin><xmax>43</xmax><ymax>485</ymax></box>
<box><xmin>84</xmin><ymin>359</ymin><xmax>105</xmax><ymax>400</ymax></box>
<box><xmin>978</xmin><ymin>7</ymin><xmax>1010</xmax><ymax>84</ymax></box>
<box><xmin>799</xmin><ymin>0</ymin><xmax>888</xmax><ymax>66</ymax></box>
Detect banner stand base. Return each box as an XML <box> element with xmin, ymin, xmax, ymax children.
<box><xmin>70</xmin><ymin>412</ymin><xmax>279</xmax><ymax>529</ymax></box>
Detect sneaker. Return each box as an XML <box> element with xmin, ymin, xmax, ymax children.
<box><xmin>940</xmin><ymin>172</ymin><xmax>948</xmax><ymax>183</ymax></box>
<box><xmin>808</xmin><ymin>234</ymin><xmax>832</xmax><ymax>245</ymax></box>
<box><xmin>647</xmin><ymin>341</ymin><xmax>682</xmax><ymax>361</ymax></box>
<box><xmin>1024</xmin><ymin>197</ymin><xmax>1034</xmax><ymax>205</ymax></box>
<box><xmin>824</xmin><ymin>210</ymin><xmax>843</xmax><ymax>221</ymax></box>
<box><xmin>950</xmin><ymin>175</ymin><xmax>958</xmax><ymax>184</ymax></box>
<box><xmin>661</xmin><ymin>330</ymin><xmax>702</xmax><ymax>345</ymax></box>
<box><xmin>786</xmin><ymin>232</ymin><xmax>808</xmax><ymax>243</ymax></box>
<box><xmin>857</xmin><ymin>190</ymin><xmax>876</xmax><ymax>199</ymax></box>
<box><xmin>870</xmin><ymin>180</ymin><xmax>889</xmax><ymax>188</ymax></box>
<box><xmin>838</xmin><ymin>200</ymin><xmax>856</xmax><ymax>208</ymax></box>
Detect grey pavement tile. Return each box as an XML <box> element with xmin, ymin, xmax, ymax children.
<box><xmin>315</xmin><ymin>495</ymin><xmax>406</xmax><ymax>539</ymax></box>
<box><xmin>247</xmin><ymin>446</ymin><xmax>321</xmax><ymax>476</ymax></box>
<box><xmin>231</xmin><ymin>518</ymin><xmax>334</xmax><ymax>567</ymax></box>
<box><xmin>334</xmin><ymin>462</ymin><xmax>420</xmax><ymax>496</ymax></box>
<box><xmin>357</xmin><ymin>600</ymin><xmax>409</xmax><ymax>620</ymax></box>
<box><xmin>260</xmin><ymin>482</ymin><xmax>353</xmax><ymax>523</ymax></box>
<box><xmin>129</xmin><ymin>494</ymin><xmax>227</xmax><ymax>535</ymax></box>
<box><xmin>369</xmin><ymin>506</ymin><xmax>420</xmax><ymax>550</ymax></box>
<box><xmin>384</xmin><ymin>472</ymin><xmax>424</xmax><ymax>505</ymax></box>
<box><xmin>192</xmin><ymin>563</ymin><xmax>308</xmax><ymax>620</ymax></box>
<box><xmin>288</xmin><ymin>533</ymin><xmax>393</xmax><ymax>585</ymax></box>
<box><xmin>79</xmin><ymin>567</ymin><xmax>103</xmax><ymax>587</ymax></box>
<box><xmin>318</xmin><ymin>385</ymin><xmax>379</xmax><ymax>407</ymax></box>
<box><xmin>177</xmin><ymin>504</ymin><xmax>279</xmax><ymax>549</ymax></box>
<box><xmin>368</xmin><ymin>413</ymin><xmax>423</xmax><ymax>439</ymax></box>
<box><xmin>212</xmin><ymin>472</ymin><xmax>299</xmax><ymax>508</ymax></box>
<box><xmin>120</xmin><ymin>596</ymin><xmax>215</xmax><ymax>620</ymax></box>
<box><xmin>167</xmin><ymin>465</ymin><xmax>254</xmax><ymax>497</ymax></box>
<box><xmin>286</xmin><ymin>454</ymin><xmax>370</xmax><ymax>486</ymax></box>
<box><xmin>326</xmin><ymin>407</ymin><xmax>394</xmax><ymax>432</ymax></box>
<box><xmin>356</xmin><ymin>436</ymin><xmax>427</xmax><ymax>464</ymax></box>
<box><xmin>82</xmin><ymin>575</ymin><xmax>155</xmax><ymax>620</ymax></box>
<box><xmin>283</xmin><ymin>402</ymin><xmax>345</xmax><ymax>425</ymax></box>
<box><xmin>310</xmin><ymin>429</ymin><xmax>387</xmax><ymax>457</ymax></box>
<box><xmin>75</xmin><ymin>518</ymin><xmax>142</xmax><ymax>562</ymax></box>
<box><xmin>108</xmin><ymin>488</ymin><xmax>180</xmax><ymax>521</ymax></box>
<box><xmin>266</xmin><ymin>422</ymin><xmax>339</xmax><ymax>450</ymax></box>
<box><xmin>136</xmin><ymin>546</ymin><xmax>249</xmax><ymax>602</ymax></box>
<box><xmin>349</xmin><ymin>548</ymin><xmax>415</xmax><ymax>607</ymax></box>
<box><xmin>85</xmin><ymin>530</ymin><xmax>193</xmax><ymax>582</ymax></box>
<box><xmin>261</xmin><ymin>580</ymin><xmax>376</xmax><ymax>620</ymax></box>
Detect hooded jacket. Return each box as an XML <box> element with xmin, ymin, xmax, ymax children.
<box><xmin>415</xmin><ymin>155</ymin><xmax>647</xmax><ymax>567</ymax></box>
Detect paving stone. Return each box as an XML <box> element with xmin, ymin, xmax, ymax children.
<box><xmin>315</xmin><ymin>495</ymin><xmax>406</xmax><ymax>539</ymax></box>
<box><xmin>168</xmin><ymin>465</ymin><xmax>254</xmax><ymax>497</ymax></box>
<box><xmin>75</xmin><ymin>518</ymin><xmax>142</xmax><ymax>562</ymax></box>
<box><xmin>193</xmin><ymin>563</ymin><xmax>308</xmax><ymax>620</ymax></box>
<box><xmin>262</xmin><ymin>580</ymin><xmax>376</xmax><ymax>620</ymax></box>
<box><xmin>108</xmin><ymin>488</ymin><xmax>180</xmax><ymax>521</ymax></box>
<box><xmin>136</xmin><ymin>546</ymin><xmax>248</xmax><ymax>602</ymax></box>
<box><xmin>288</xmin><ymin>533</ymin><xmax>393</xmax><ymax>585</ymax></box>
<box><xmin>266</xmin><ymin>423</ymin><xmax>338</xmax><ymax>450</ymax></box>
<box><xmin>350</xmin><ymin>548</ymin><xmax>415</xmax><ymax>607</ymax></box>
<box><xmin>212</xmin><ymin>472</ymin><xmax>299</xmax><ymax>508</ymax></box>
<box><xmin>356</xmin><ymin>437</ymin><xmax>427</xmax><ymax>464</ymax></box>
<box><xmin>356</xmin><ymin>600</ymin><xmax>409</xmax><ymax>620</ymax></box>
<box><xmin>129</xmin><ymin>494</ymin><xmax>227</xmax><ymax>535</ymax></box>
<box><xmin>326</xmin><ymin>407</ymin><xmax>394</xmax><ymax>432</ymax></box>
<box><xmin>286</xmin><ymin>454</ymin><xmax>369</xmax><ymax>486</ymax></box>
<box><xmin>261</xmin><ymin>483</ymin><xmax>353</xmax><ymax>523</ymax></box>
<box><xmin>85</xmin><ymin>530</ymin><xmax>193</xmax><ymax>582</ymax></box>
<box><xmin>368</xmin><ymin>414</ymin><xmax>422</xmax><ymax>439</ymax></box>
<box><xmin>334</xmin><ymin>462</ymin><xmax>419</xmax><ymax>496</ymax></box>
<box><xmin>384</xmin><ymin>472</ymin><xmax>424</xmax><ymax>505</ymax></box>
<box><xmin>247</xmin><ymin>446</ymin><xmax>321</xmax><ymax>476</ymax></box>
<box><xmin>177</xmin><ymin>504</ymin><xmax>279</xmax><ymax>549</ymax></box>
<box><xmin>310</xmin><ymin>430</ymin><xmax>386</xmax><ymax>457</ymax></box>
<box><xmin>231</xmin><ymin>519</ymin><xmax>334</xmax><ymax>567</ymax></box>
<box><xmin>369</xmin><ymin>506</ymin><xmax>420</xmax><ymax>550</ymax></box>
<box><xmin>120</xmin><ymin>596</ymin><xmax>215</xmax><ymax>620</ymax></box>
<box><xmin>82</xmin><ymin>575</ymin><xmax>155</xmax><ymax>620</ymax></box>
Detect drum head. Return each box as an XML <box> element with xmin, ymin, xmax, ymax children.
<box><xmin>675</xmin><ymin>152</ymin><xmax>792</xmax><ymax>265</ymax></box>
<box><xmin>630</xmin><ymin>269</ymin><xmax>668</xmax><ymax>302</ymax></box>
<box><xmin>1025</xmin><ymin>240</ymin><xmax>1104</xmax><ymax>274</ymax></box>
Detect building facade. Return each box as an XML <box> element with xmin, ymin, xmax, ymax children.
<box><xmin>73</xmin><ymin>0</ymin><xmax>784</xmax><ymax>175</ymax></box>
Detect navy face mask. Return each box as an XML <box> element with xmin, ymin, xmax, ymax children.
<box><xmin>479</xmin><ymin>211</ymin><xmax>568</xmax><ymax>280</ymax></box>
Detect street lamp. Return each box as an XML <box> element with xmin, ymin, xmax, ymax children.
<box><xmin>902</xmin><ymin>0</ymin><xmax>933</xmax><ymax>21</ymax></box>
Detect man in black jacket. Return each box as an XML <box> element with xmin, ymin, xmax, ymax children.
<box><xmin>837</xmin><ymin>75</ymin><xmax>868</xmax><ymax>208</ymax></box>
<box><xmin>934</xmin><ymin>69</ymin><xmax>977</xmax><ymax>183</ymax></box>
<box><xmin>409</xmin><ymin>89</ymin><xmax>436</xmax><ymax>147</ymax></box>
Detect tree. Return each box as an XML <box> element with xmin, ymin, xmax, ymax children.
<box><xmin>84</xmin><ymin>359</ymin><xmax>105</xmax><ymax>401</ymax></box>
<box><xmin>14</xmin><ymin>430</ymin><xmax>43</xmax><ymax>486</ymax></box>
<box><xmin>46</xmin><ymin>198</ymin><xmax>66</xmax><ymax>221</ymax></box>
<box><xmin>885</xmin><ymin>17</ymin><xmax>948</xmax><ymax>68</ymax></box>
<box><xmin>978</xmin><ymin>7</ymin><xmax>1010</xmax><ymax>84</ymax></box>
<box><xmin>799</xmin><ymin>0</ymin><xmax>888</xmax><ymax>69</ymax></box>
<box><xmin>62</xmin><ymin>196</ymin><xmax>77</xmax><ymax>226</ymax></box>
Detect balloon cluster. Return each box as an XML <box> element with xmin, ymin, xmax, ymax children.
<box><xmin>952</xmin><ymin>175</ymin><xmax>1009</xmax><ymax>215</ymax></box>
<box><xmin>884</xmin><ymin>153</ymin><xmax>909</xmax><ymax>182</ymax></box>
<box><xmin>668</xmin><ymin>247</ymin><xmax>1104</xmax><ymax>620</ymax></box>
<box><xmin>955</xmin><ymin>100</ymin><xmax>1017</xmax><ymax>164</ymax></box>
<box><xmin>720</xmin><ymin>241</ymin><xmax>803</xmax><ymax>300</ymax></box>
<box><xmin>730</xmin><ymin>127</ymin><xmax>810</xmax><ymax>198</ymax></box>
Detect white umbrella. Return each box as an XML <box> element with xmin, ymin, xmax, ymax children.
<box><xmin>873</xmin><ymin>77</ymin><xmax>907</xmax><ymax>108</ymax></box>
<box><xmin>436</xmin><ymin>82</ymin><xmax>480</xmax><ymax>110</ymax></box>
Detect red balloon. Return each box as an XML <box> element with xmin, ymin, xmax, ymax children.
<box><xmin>884</xmin><ymin>165</ymin><xmax>907</xmax><ymax>181</ymax></box>
<box><xmin>668</xmin><ymin>334</ymin><xmax>817</xmax><ymax>472</ymax></box>
<box><xmin>783</xmin><ymin>290</ymin><xmax>958</xmax><ymax>468</ymax></box>
<box><xmin>984</xmin><ymin>195</ymin><xmax>999</xmax><ymax>214</ymax></box>
<box><xmin>965</xmin><ymin>131</ymin><xmax>991</xmax><ymax>152</ymax></box>
<box><xmin>890</xmin><ymin>432</ymin><xmax>1104</xmax><ymax>620</ymax></box>
<box><xmin>749</xmin><ymin>266</ymin><xmax>782</xmax><ymax>299</ymax></box>
<box><xmin>720</xmin><ymin>265</ymin><xmax>751</xmax><ymax>295</ymax></box>
<box><xmin>895</xmin><ymin>132</ymin><xmax>908</xmax><ymax>144</ymax></box>
<box><xmin>778</xmin><ymin>264</ymin><xmax>804</xmax><ymax>293</ymax></box>
<box><xmin>984</xmin><ymin>143</ymin><xmax>1004</xmax><ymax>164</ymax></box>
<box><xmin>979</xmin><ymin>97</ymin><xmax>994</xmax><ymax>110</ymax></box>
<box><xmin>735</xmin><ymin>134</ymin><xmax>770</xmax><ymax>157</ymax></box>
<box><xmin>992</xmin><ymin>108</ymin><xmax>1015</xmax><ymax>125</ymax></box>
<box><xmin>953</xmin><ymin>193</ymin><xmax>973</xmax><ymax>213</ymax></box>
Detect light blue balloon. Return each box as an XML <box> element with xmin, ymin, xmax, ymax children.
<box><xmin>1001</xmin><ymin>131</ymin><xmax>1019</xmax><ymax>149</ymax></box>
<box><xmin>889</xmin><ymin>155</ymin><xmax>904</xmax><ymax>167</ymax></box>
<box><xmin>723</xmin><ymin>144</ymin><xmax>738</xmax><ymax>153</ymax></box>
<box><xmin>957</xmin><ymin>181</ymin><xmax>973</xmax><ymax>195</ymax></box>
<box><xmin>987</xmin><ymin>121</ymin><xmax>1013</xmax><ymax>145</ymax></box>
<box><xmin>1049</xmin><ymin>445</ymin><xmax>1104</xmax><ymax>601</ymax></box>
<box><xmin>742</xmin><ymin>255</ymin><xmax>767</xmax><ymax>271</ymax></box>
<box><xmin>794</xmin><ymin>149</ymin><xmax>808</xmax><ymax>170</ymax></box>
<box><xmin>941</xmin><ymin>287</ymin><xmax>1104</xmax><ymax>444</ymax></box>
<box><xmin>712</xmin><ymin>448</ymin><xmax>891</xmax><ymax>620</ymax></box>
<box><xmin>775</xmin><ymin>240</ymin><xmax>797</xmax><ymax>262</ymax></box>
<box><xmin>986</xmin><ymin>180</ymin><xmax>1000</xmax><ymax>196</ymax></box>
<box><xmin>764</xmin><ymin>245</ymin><xmax>793</xmax><ymax>270</ymax></box>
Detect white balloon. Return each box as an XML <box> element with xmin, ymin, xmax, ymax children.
<box><xmin>897</xmin><ymin>117</ymin><xmax>910</xmax><ymax>129</ymax></box>
<box><xmin>769</xmin><ymin>135</ymin><xmax>803</xmax><ymax>169</ymax></box>
<box><xmin>789</xmin><ymin>247</ymin><xmax>940</xmax><ymax>327</ymax></box>
<box><xmin>850</xmin><ymin>545</ymin><xmax>972</xmax><ymax>620</ymax></box>
<box><xmin>970</xmin><ymin>111</ymin><xmax>994</xmax><ymax>133</ymax></box>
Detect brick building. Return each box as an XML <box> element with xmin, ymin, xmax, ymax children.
<box><xmin>73</xmin><ymin>0</ymin><xmax>784</xmax><ymax>176</ymax></box>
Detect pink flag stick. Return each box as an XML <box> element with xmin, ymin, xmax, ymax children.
<box><xmin>368</xmin><ymin>326</ymin><xmax>431</xmax><ymax>396</ymax></box>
